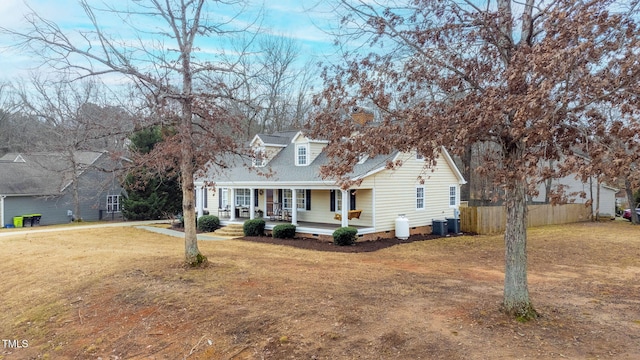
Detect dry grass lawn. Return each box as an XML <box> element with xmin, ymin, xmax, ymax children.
<box><xmin>1</xmin><ymin>221</ymin><xmax>639</xmax><ymax>359</ymax></box>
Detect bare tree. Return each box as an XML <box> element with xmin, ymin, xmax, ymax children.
<box><xmin>2</xmin><ymin>0</ymin><xmax>261</xmax><ymax>265</ymax></box>
<box><xmin>585</xmin><ymin>105</ymin><xmax>640</xmax><ymax>223</ymax></box>
<box><xmin>0</xmin><ymin>82</ymin><xmax>40</xmax><ymax>153</ymax></box>
<box><xmin>311</xmin><ymin>0</ymin><xmax>640</xmax><ymax>318</ymax></box>
<box><xmin>224</xmin><ymin>35</ymin><xmax>317</xmax><ymax>138</ymax></box>
<box><xmin>14</xmin><ymin>76</ymin><xmax>133</xmax><ymax>220</ymax></box>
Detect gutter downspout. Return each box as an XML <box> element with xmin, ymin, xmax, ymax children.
<box><xmin>1</xmin><ymin>195</ymin><xmax>5</xmax><ymax>228</ymax></box>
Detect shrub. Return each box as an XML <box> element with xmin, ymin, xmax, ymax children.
<box><xmin>197</xmin><ymin>215</ymin><xmax>220</xmax><ymax>232</ymax></box>
<box><xmin>272</xmin><ymin>224</ymin><xmax>296</xmax><ymax>239</ymax></box>
<box><xmin>333</xmin><ymin>226</ymin><xmax>358</xmax><ymax>246</ymax></box>
<box><xmin>243</xmin><ymin>219</ymin><xmax>266</xmax><ymax>236</ymax></box>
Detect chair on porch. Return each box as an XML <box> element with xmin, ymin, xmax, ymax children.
<box><xmin>269</xmin><ymin>203</ymin><xmax>282</xmax><ymax>221</ymax></box>
<box><xmin>281</xmin><ymin>209</ymin><xmax>291</xmax><ymax>222</ymax></box>
<box><xmin>218</xmin><ymin>205</ymin><xmax>230</xmax><ymax>218</ymax></box>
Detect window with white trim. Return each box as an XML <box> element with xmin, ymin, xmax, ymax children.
<box><xmin>203</xmin><ymin>188</ymin><xmax>208</xmax><ymax>208</ymax></box>
<box><xmin>235</xmin><ymin>188</ymin><xmax>251</xmax><ymax>207</ymax></box>
<box><xmin>416</xmin><ymin>186</ymin><xmax>425</xmax><ymax>210</ymax></box>
<box><xmin>449</xmin><ymin>185</ymin><xmax>457</xmax><ymax>207</ymax></box>
<box><xmin>107</xmin><ymin>195</ymin><xmax>121</xmax><ymax>213</ymax></box>
<box><xmin>221</xmin><ymin>188</ymin><xmax>229</xmax><ymax>208</ymax></box>
<box><xmin>357</xmin><ymin>154</ymin><xmax>368</xmax><ymax>164</ymax></box>
<box><xmin>335</xmin><ymin>192</ymin><xmax>343</xmax><ymax>212</ymax></box>
<box><xmin>295</xmin><ymin>144</ymin><xmax>309</xmax><ymax>166</ymax></box>
<box><xmin>252</xmin><ymin>146</ymin><xmax>267</xmax><ymax>167</ymax></box>
<box><xmin>283</xmin><ymin>189</ymin><xmax>307</xmax><ymax>210</ymax></box>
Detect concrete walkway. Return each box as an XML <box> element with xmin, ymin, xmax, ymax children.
<box><xmin>135</xmin><ymin>225</ymin><xmax>231</xmax><ymax>241</ymax></box>
<box><xmin>0</xmin><ymin>220</ymin><xmax>231</xmax><ymax>240</ymax></box>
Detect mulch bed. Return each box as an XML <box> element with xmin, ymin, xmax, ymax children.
<box><xmin>240</xmin><ymin>233</ymin><xmax>462</xmax><ymax>253</ymax></box>
<box><xmin>170</xmin><ymin>223</ymin><xmax>465</xmax><ymax>253</ymax></box>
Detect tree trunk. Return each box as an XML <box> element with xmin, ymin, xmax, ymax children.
<box><xmin>625</xmin><ymin>177</ymin><xmax>638</xmax><ymax>224</ymax></box>
<box><xmin>460</xmin><ymin>143</ymin><xmax>472</xmax><ymax>202</ymax></box>
<box><xmin>70</xmin><ymin>153</ymin><xmax>81</xmax><ymax>221</ymax></box>
<box><xmin>180</xmin><ymin>35</ymin><xmax>206</xmax><ymax>266</ymax></box>
<box><xmin>595</xmin><ymin>176</ymin><xmax>601</xmax><ymax>221</ymax></box>
<box><xmin>589</xmin><ymin>175</ymin><xmax>595</xmax><ymax>220</ymax></box>
<box><xmin>180</xmin><ymin>155</ymin><xmax>205</xmax><ymax>266</ymax></box>
<box><xmin>180</xmin><ymin>111</ymin><xmax>205</xmax><ymax>266</ymax></box>
<box><xmin>502</xmin><ymin>141</ymin><xmax>537</xmax><ymax>319</ymax></box>
<box><xmin>72</xmin><ymin>175</ymin><xmax>80</xmax><ymax>221</ymax></box>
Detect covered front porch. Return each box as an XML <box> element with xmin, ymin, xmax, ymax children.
<box><xmin>203</xmin><ymin>185</ymin><xmax>375</xmax><ymax>235</ymax></box>
<box><xmin>220</xmin><ymin>217</ymin><xmax>375</xmax><ymax>236</ymax></box>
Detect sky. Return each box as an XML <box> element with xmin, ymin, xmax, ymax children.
<box><xmin>0</xmin><ymin>0</ymin><xmax>342</xmax><ymax>83</ymax></box>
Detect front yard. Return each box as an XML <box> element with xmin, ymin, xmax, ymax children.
<box><xmin>1</xmin><ymin>221</ymin><xmax>639</xmax><ymax>359</ymax></box>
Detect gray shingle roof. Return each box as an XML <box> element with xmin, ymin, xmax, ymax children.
<box><xmin>0</xmin><ymin>151</ymin><xmax>103</xmax><ymax>195</ymax></box>
<box><xmin>255</xmin><ymin>131</ymin><xmax>298</xmax><ymax>146</ymax></box>
<box><xmin>214</xmin><ymin>131</ymin><xmax>396</xmax><ymax>186</ymax></box>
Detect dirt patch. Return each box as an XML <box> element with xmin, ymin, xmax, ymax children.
<box><xmin>1</xmin><ymin>221</ymin><xmax>640</xmax><ymax>359</ymax></box>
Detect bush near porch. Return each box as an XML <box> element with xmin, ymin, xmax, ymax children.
<box><xmin>272</xmin><ymin>224</ymin><xmax>296</xmax><ymax>239</ymax></box>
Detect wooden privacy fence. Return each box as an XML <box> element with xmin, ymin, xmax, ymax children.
<box><xmin>459</xmin><ymin>204</ymin><xmax>592</xmax><ymax>235</ymax></box>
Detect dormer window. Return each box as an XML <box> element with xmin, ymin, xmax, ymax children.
<box><xmin>296</xmin><ymin>144</ymin><xmax>309</xmax><ymax>166</ymax></box>
<box><xmin>252</xmin><ymin>146</ymin><xmax>266</xmax><ymax>167</ymax></box>
<box><xmin>357</xmin><ymin>154</ymin><xmax>369</xmax><ymax>164</ymax></box>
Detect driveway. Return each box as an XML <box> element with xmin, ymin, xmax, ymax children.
<box><xmin>0</xmin><ymin>220</ymin><xmax>229</xmax><ymax>240</ymax></box>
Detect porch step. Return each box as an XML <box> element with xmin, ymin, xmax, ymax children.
<box><xmin>213</xmin><ymin>223</ymin><xmax>245</xmax><ymax>237</ymax></box>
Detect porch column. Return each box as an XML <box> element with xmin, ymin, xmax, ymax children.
<box><xmin>249</xmin><ymin>187</ymin><xmax>255</xmax><ymax>220</ymax></box>
<box><xmin>230</xmin><ymin>188</ymin><xmax>237</xmax><ymax>221</ymax></box>
<box><xmin>196</xmin><ymin>187</ymin><xmax>204</xmax><ymax>218</ymax></box>
<box><xmin>262</xmin><ymin>190</ymin><xmax>267</xmax><ymax>218</ymax></box>
<box><xmin>291</xmin><ymin>188</ymin><xmax>298</xmax><ymax>225</ymax></box>
<box><xmin>371</xmin><ymin>188</ymin><xmax>376</xmax><ymax>231</ymax></box>
<box><xmin>341</xmin><ymin>189</ymin><xmax>349</xmax><ymax>227</ymax></box>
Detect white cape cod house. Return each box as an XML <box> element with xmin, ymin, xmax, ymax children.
<box><xmin>195</xmin><ymin>131</ymin><xmax>466</xmax><ymax>240</ymax></box>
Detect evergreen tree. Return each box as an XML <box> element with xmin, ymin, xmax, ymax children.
<box><xmin>122</xmin><ymin>127</ymin><xmax>182</xmax><ymax>220</ymax></box>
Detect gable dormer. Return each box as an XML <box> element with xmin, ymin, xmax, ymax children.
<box><xmin>291</xmin><ymin>131</ymin><xmax>328</xmax><ymax>166</ymax></box>
<box><xmin>249</xmin><ymin>134</ymin><xmax>287</xmax><ymax>167</ymax></box>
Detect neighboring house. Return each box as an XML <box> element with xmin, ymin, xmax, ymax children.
<box><xmin>532</xmin><ymin>174</ymin><xmax>618</xmax><ymax>217</ymax></box>
<box><xmin>0</xmin><ymin>151</ymin><xmax>124</xmax><ymax>227</ymax></box>
<box><xmin>196</xmin><ymin>131</ymin><xmax>466</xmax><ymax>240</ymax></box>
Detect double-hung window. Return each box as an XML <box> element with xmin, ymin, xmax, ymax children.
<box><xmin>335</xmin><ymin>193</ymin><xmax>343</xmax><ymax>212</ymax></box>
<box><xmin>295</xmin><ymin>144</ymin><xmax>309</xmax><ymax>166</ymax></box>
<box><xmin>416</xmin><ymin>186</ymin><xmax>425</xmax><ymax>210</ymax></box>
<box><xmin>107</xmin><ymin>195</ymin><xmax>121</xmax><ymax>213</ymax></box>
<box><xmin>235</xmin><ymin>188</ymin><xmax>251</xmax><ymax>207</ymax></box>
<box><xmin>283</xmin><ymin>189</ymin><xmax>307</xmax><ymax>210</ymax></box>
<box><xmin>220</xmin><ymin>188</ymin><xmax>229</xmax><ymax>208</ymax></box>
<box><xmin>449</xmin><ymin>185</ymin><xmax>457</xmax><ymax>207</ymax></box>
<box><xmin>253</xmin><ymin>146</ymin><xmax>266</xmax><ymax>167</ymax></box>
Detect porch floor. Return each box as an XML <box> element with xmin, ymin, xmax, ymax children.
<box><xmin>220</xmin><ymin>217</ymin><xmax>374</xmax><ymax>235</ymax></box>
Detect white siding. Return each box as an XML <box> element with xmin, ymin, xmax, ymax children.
<box><xmin>264</xmin><ymin>145</ymin><xmax>284</xmax><ymax>164</ymax></box>
<box><xmin>293</xmin><ymin>134</ymin><xmax>325</xmax><ymax>165</ymax></box>
<box><xmin>360</xmin><ymin>152</ymin><xmax>461</xmax><ymax>232</ymax></box>
<box><xmin>297</xmin><ymin>189</ymin><xmax>373</xmax><ymax>226</ymax></box>
<box><xmin>308</xmin><ymin>142</ymin><xmax>326</xmax><ymax>164</ymax></box>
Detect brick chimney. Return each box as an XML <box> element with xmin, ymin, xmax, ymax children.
<box><xmin>351</xmin><ymin>106</ymin><xmax>374</xmax><ymax>126</ymax></box>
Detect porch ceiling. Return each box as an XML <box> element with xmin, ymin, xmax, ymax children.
<box><xmin>210</xmin><ymin>183</ymin><xmax>373</xmax><ymax>190</ymax></box>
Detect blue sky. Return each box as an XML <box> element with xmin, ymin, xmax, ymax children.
<box><xmin>0</xmin><ymin>0</ymin><xmax>341</xmax><ymax>82</ymax></box>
